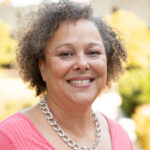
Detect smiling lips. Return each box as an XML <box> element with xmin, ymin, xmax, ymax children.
<box><xmin>67</xmin><ymin>77</ymin><xmax>94</xmax><ymax>88</ymax></box>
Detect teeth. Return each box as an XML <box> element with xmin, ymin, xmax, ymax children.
<box><xmin>69</xmin><ymin>80</ymin><xmax>91</xmax><ymax>85</ymax></box>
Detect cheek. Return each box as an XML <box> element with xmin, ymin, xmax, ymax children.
<box><xmin>91</xmin><ymin>57</ymin><xmax>107</xmax><ymax>76</ymax></box>
<box><xmin>48</xmin><ymin>58</ymin><xmax>73</xmax><ymax>78</ymax></box>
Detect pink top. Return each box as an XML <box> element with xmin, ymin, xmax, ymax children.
<box><xmin>0</xmin><ymin>112</ymin><xmax>133</xmax><ymax>150</ymax></box>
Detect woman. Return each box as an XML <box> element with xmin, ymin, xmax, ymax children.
<box><xmin>0</xmin><ymin>1</ymin><xmax>133</xmax><ymax>150</ymax></box>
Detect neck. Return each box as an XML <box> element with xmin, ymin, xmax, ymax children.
<box><xmin>46</xmin><ymin>95</ymin><xmax>95</xmax><ymax>138</ymax></box>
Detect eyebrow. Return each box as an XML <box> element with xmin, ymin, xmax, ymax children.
<box><xmin>55</xmin><ymin>42</ymin><xmax>104</xmax><ymax>50</ymax></box>
<box><xmin>87</xmin><ymin>42</ymin><xmax>104</xmax><ymax>49</ymax></box>
<box><xmin>55</xmin><ymin>43</ymin><xmax>72</xmax><ymax>50</ymax></box>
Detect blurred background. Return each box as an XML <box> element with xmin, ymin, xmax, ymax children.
<box><xmin>0</xmin><ymin>0</ymin><xmax>150</xmax><ymax>149</ymax></box>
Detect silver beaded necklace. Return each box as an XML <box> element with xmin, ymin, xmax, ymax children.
<box><xmin>40</xmin><ymin>96</ymin><xmax>102</xmax><ymax>150</ymax></box>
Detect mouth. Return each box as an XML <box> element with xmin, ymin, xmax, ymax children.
<box><xmin>67</xmin><ymin>77</ymin><xmax>94</xmax><ymax>88</ymax></box>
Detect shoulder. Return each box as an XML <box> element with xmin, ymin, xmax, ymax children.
<box><xmin>0</xmin><ymin>112</ymin><xmax>26</xmax><ymax>149</ymax></box>
<box><xmin>102</xmin><ymin>114</ymin><xmax>134</xmax><ymax>150</ymax></box>
<box><xmin>0</xmin><ymin>112</ymin><xmax>55</xmax><ymax>150</ymax></box>
<box><xmin>0</xmin><ymin>112</ymin><xmax>36</xmax><ymax>149</ymax></box>
<box><xmin>105</xmin><ymin>116</ymin><xmax>129</xmax><ymax>138</ymax></box>
<box><xmin>0</xmin><ymin>112</ymin><xmax>30</xmax><ymax>134</ymax></box>
<box><xmin>0</xmin><ymin>112</ymin><xmax>24</xmax><ymax>130</ymax></box>
<box><xmin>0</xmin><ymin>112</ymin><xmax>42</xmax><ymax>139</ymax></box>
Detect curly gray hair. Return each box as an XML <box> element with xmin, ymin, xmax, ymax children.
<box><xmin>16</xmin><ymin>0</ymin><xmax>127</xmax><ymax>96</ymax></box>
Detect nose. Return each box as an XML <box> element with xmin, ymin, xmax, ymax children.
<box><xmin>72</xmin><ymin>54</ymin><xmax>90</xmax><ymax>71</ymax></box>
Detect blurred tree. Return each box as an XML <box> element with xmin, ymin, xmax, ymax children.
<box><xmin>0</xmin><ymin>19</ymin><xmax>16</xmax><ymax>68</ymax></box>
<box><xmin>106</xmin><ymin>10</ymin><xmax>150</xmax><ymax>117</ymax></box>
<box><xmin>0</xmin><ymin>99</ymin><xmax>38</xmax><ymax>121</ymax></box>
<box><xmin>106</xmin><ymin>10</ymin><xmax>150</xmax><ymax>69</ymax></box>
<box><xmin>133</xmin><ymin>103</ymin><xmax>150</xmax><ymax>150</ymax></box>
<box><xmin>118</xmin><ymin>69</ymin><xmax>150</xmax><ymax>116</ymax></box>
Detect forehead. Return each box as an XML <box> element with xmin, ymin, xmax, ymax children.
<box><xmin>47</xmin><ymin>19</ymin><xmax>103</xmax><ymax>45</ymax></box>
<box><xmin>55</xmin><ymin>19</ymin><xmax>101</xmax><ymax>37</ymax></box>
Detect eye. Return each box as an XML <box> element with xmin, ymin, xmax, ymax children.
<box><xmin>59</xmin><ymin>51</ymin><xmax>73</xmax><ymax>58</ymax></box>
<box><xmin>87</xmin><ymin>50</ymin><xmax>100</xmax><ymax>56</ymax></box>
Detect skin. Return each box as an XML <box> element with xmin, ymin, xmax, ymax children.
<box><xmin>40</xmin><ymin>19</ymin><xmax>107</xmax><ymax>110</ymax></box>
<box><xmin>23</xmin><ymin>19</ymin><xmax>112</xmax><ymax>150</ymax></box>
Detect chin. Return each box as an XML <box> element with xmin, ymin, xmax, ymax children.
<box><xmin>69</xmin><ymin>94</ymin><xmax>97</xmax><ymax>106</ymax></box>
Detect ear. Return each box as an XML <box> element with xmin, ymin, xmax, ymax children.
<box><xmin>39</xmin><ymin>58</ymin><xmax>46</xmax><ymax>82</ymax></box>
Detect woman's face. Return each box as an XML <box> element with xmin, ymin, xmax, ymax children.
<box><xmin>39</xmin><ymin>19</ymin><xmax>107</xmax><ymax>106</ymax></box>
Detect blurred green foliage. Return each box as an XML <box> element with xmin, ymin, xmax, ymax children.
<box><xmin>133</xmin><ymin>103</ymin><xmax>150</xmax><ymax>150</ymax></box>
<box><xmin>118</xmin><ymin>69</ymin><xmax>150</xmax><ymax>116</ymax></box>
<box><xmin>106</xmin><ymin>10</ymin><xmax>150</xmax><ymax>117</ymax></box>
<box><xmin>0</xmin><ymin>20</ymin><xmax>16</xmax><ymax>68</ymax></box>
